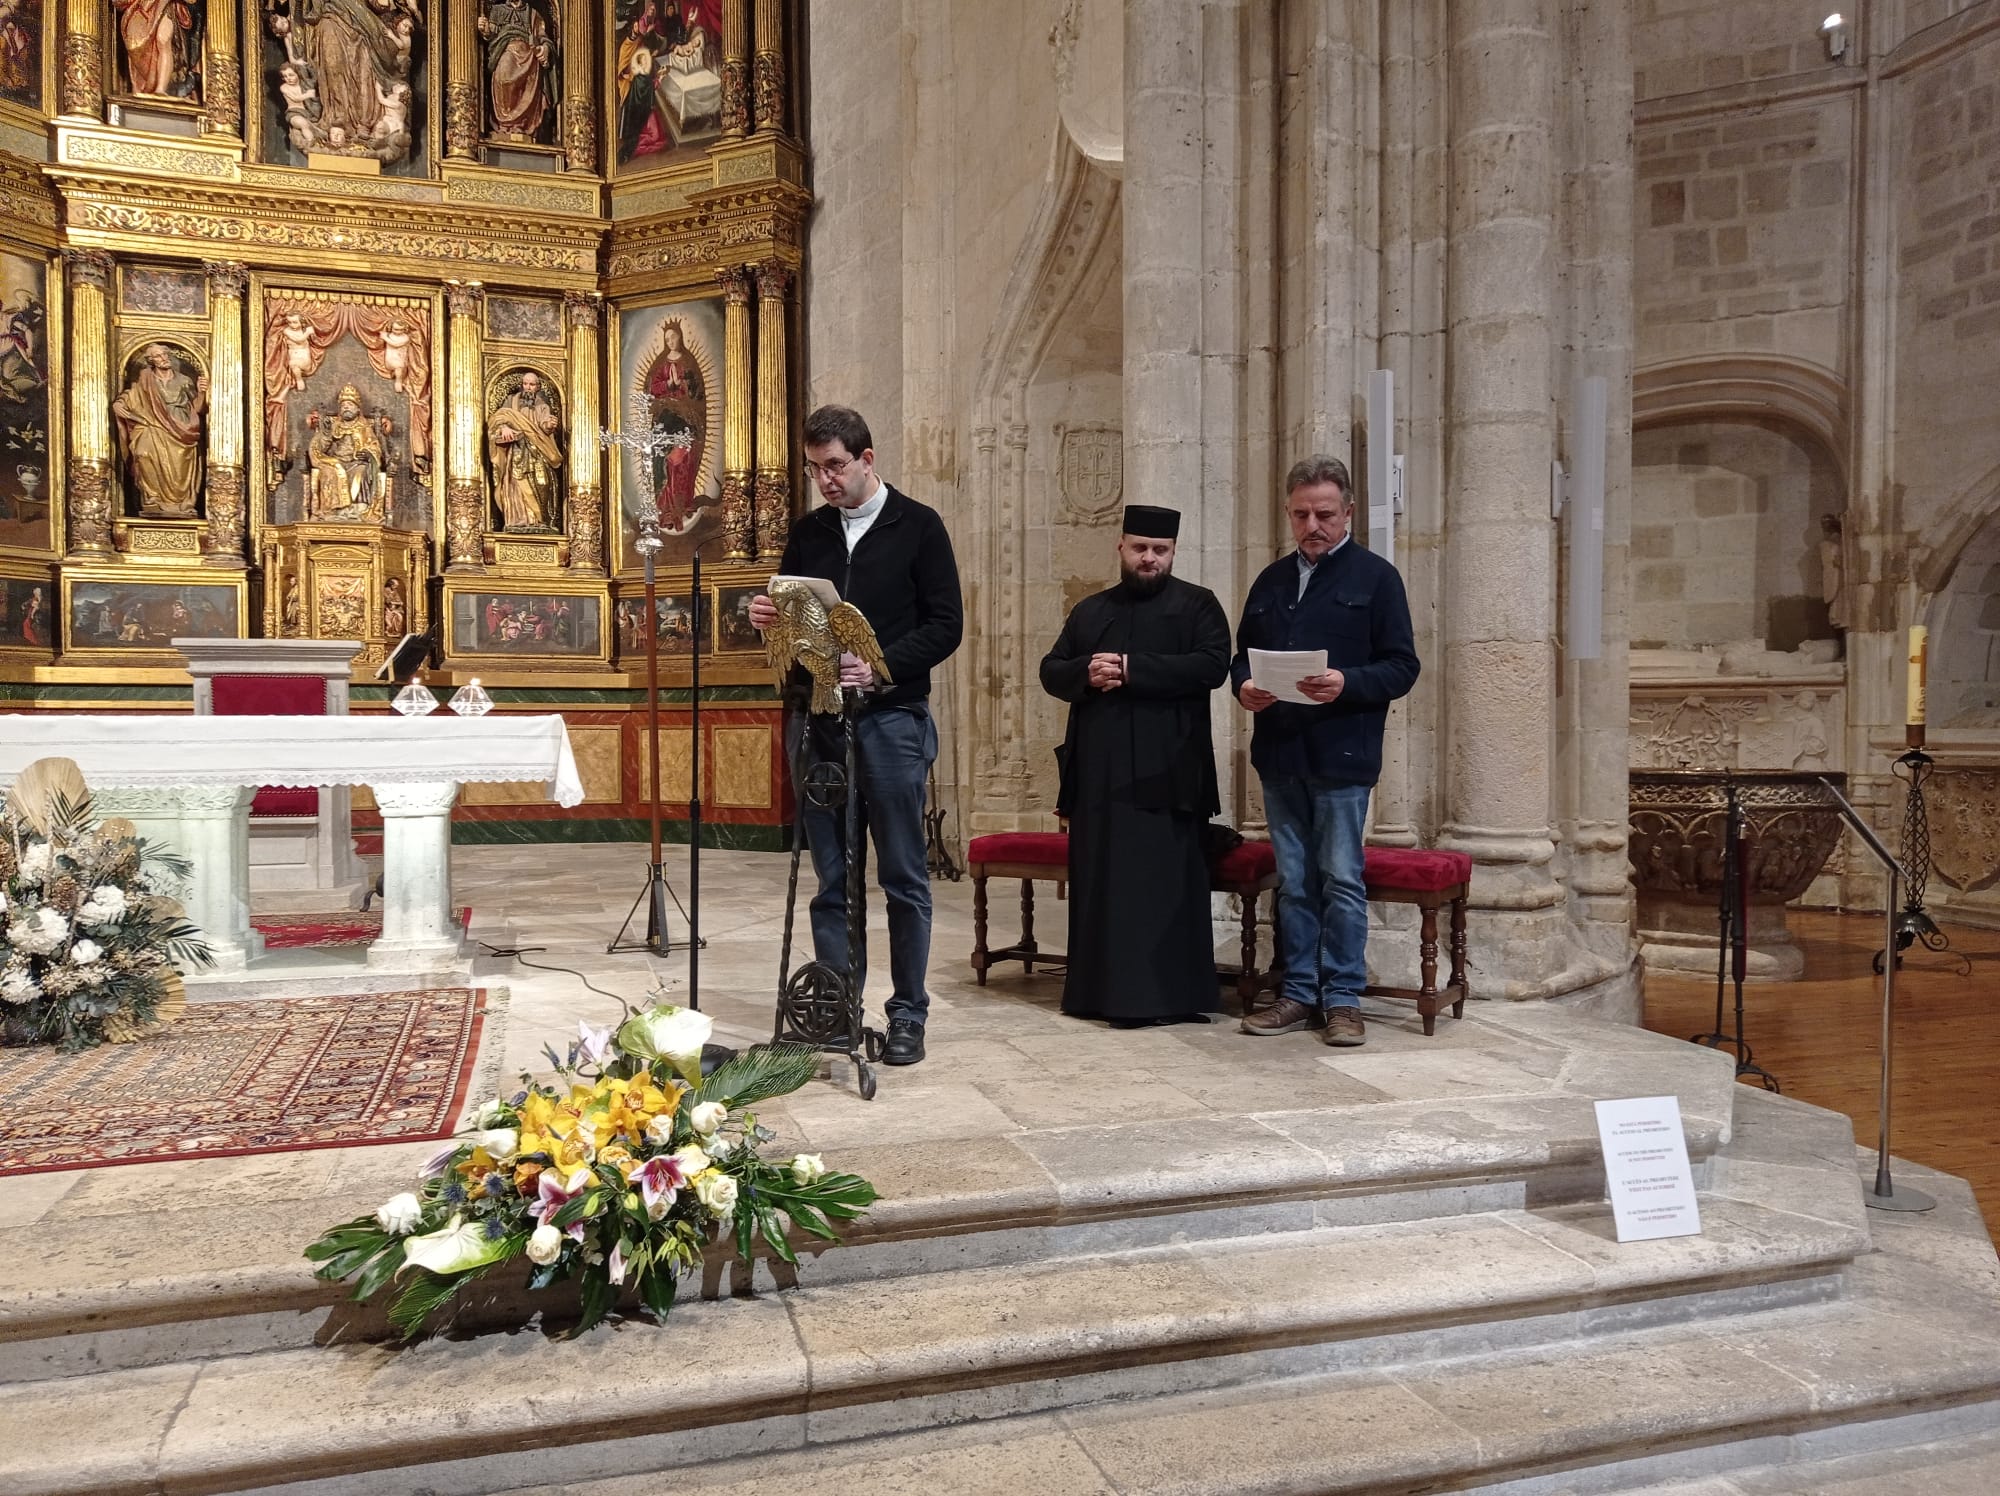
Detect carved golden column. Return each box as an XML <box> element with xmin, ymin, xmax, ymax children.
<box><xmin>752</xmin><ymin>0</ymin><xmax>785</xmax><ymax>134</ymax></box>
<box><xmin>721</xmin><ymin>0</ymin><xmax>751</xmax><ymax>138</ymax></box>
<box><xmin>63</xmin><ymin>249</ymin><xmax>115</xmax><ymax>558</ymax></box>
<box><xmin>445</xmin><ymin>0</ymin><xmax>481</xmax><ymax>159</ymax></box>
<box><xmin>718</xmin><ymin>265</ymin><xmax>754</xmax><ymax>558</ymax></box>
<box><xmin>563</xmin><ymin>291</ymin><xmax>604</xmax><ymax>573</ymax></box>
<box><xmin>560</xmin><ymin>8</ymin><xmax>597</xmax><ymax>170</ymax></box>
<box><xmin>202</xmin><ymin>261</ymin><xmax>250</xmax><ymax>567</ymax></box>
<box><xmin>445</xmin><ymin>281</ymin><xmax>487</xmax><ymax>571</ymax></box>
<box><xmin>752</xmin><ymin>260</ymin><xmax>792</xmax><ymax>558</ymax></box>
<box><xmin>60</xmin><ymin>0</ymin><xmax>104</xmax><ymax>118</ymax></box>
<box><xmin>202</xmin><ymin>0</ymin><xmax>241</xmax><ymax>136</ymax></box>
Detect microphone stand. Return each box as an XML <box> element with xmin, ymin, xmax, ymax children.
<box><xmin>607</xmin><ymin>499</ymin><xmax>682</xmax><ymax>961</ymax></box>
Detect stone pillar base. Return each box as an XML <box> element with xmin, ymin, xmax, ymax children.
<box><xmin>1638</xmin><ymin>895</ymin><xmax>1805</xmax><ymax>983</ymax></box>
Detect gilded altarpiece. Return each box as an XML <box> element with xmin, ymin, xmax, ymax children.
<box><xmin>109</xmin><ymin>262</ymin><xmax>212</xmax><ymax>565</ymax></box>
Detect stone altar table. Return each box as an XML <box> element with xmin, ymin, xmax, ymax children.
<box><xmin>0</xmin><ymin>715</ymin><xmax>583</xmax><ymax>980</ymax></box>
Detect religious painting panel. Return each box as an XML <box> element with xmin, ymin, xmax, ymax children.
<box><xmin>113</xmin><ymin>0</ymin><xmax>206</xmax><ymax>106</ymax></box>
<box><xmin>0</xmin><ymin>0</ymin><xmax>42</xmax><ymax>110</ymax></box>
<box><xmin>259</xmin><ymin>0</ymin><xmax>431</xmax><ymax>176</ymax></box>
<box><xmin>60</xmin><ymin>571</ymin><xmax>244</xmax><ymax>655</ymax></box>
<box><xmin>112</xmin><ymin>338</ymin><xmax>208</xmax><ymax>520</ymax></box>
<box><xmin>613</xmin><ymin>589</ymin><xmax>705</xmax><ymax>660</ymax></box>
<box><xmin>446</xmin><ymin>585</ymin><xmax>608</xmax><ymax>665</ymax></box>
<box><xmin>0</xmin><ymin>250</ymin><xmax>54</xmax><ymax>555</ymax></box>
<box><xmin>610</xmin><ymin>294</ymin><xmax>723</xmax><ymax>568</ymax></box>
<box><xmin>0</xmin><ymin>562</ymin><xmax>55</xmax><ymax>655</ymax></box>
<box><xmin>482</xmin><ymin>0</ymin><xmax>559</xmax><ymax>147</ymax></box>
<box><xmin>714</xmin><ymin>583</ymin><xmax>762</xmax><ymax>653</ymax></box>
<box><xmin>484</xmin><ymin>362</ymin><xmax>563</xmax><ymax>536</ymax></box>
<box><xmin>120</xmin><ymin>264</ymin><xmax>208</xmax><ymax>319</ymax></box>
<box><xmin>610</xmin><ymin>0</ymin><xmax>723</xmax><ymax>173</ymax></box>
<box><xmin>256</xmin><ymin>284</ymin><xmax>439</xmax><ymax>537</ymax></box>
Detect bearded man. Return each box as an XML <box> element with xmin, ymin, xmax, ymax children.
<box><xmin>1039</xmin><ymin>505</ymin><xmax>1232</xmax><ymax>1027</ymax></box>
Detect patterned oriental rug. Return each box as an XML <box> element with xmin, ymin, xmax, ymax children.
<box><xmin>251</xmin><ymin>907</ymin><xmax>473</xmax><ymax>950</ymax></box>
<box><xmin>0</xmin><ymin>988</ymin><xmax>492</xmax><ymax>1175</ymax></box>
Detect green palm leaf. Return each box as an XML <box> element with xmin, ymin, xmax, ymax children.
<box><xmin>693</xmin><ymin>1043</ymin><xmax>821</xmax><ymax>1109</ymax></box>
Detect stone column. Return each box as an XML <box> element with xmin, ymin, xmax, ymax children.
<box><xmin>752</xmin><ymin>0</ymin><xmax>786</xmax><ymax>134</ymax></box>
<box><xmin>1565</xmin><ymin>0</ymin><xmax>1638</xmax><ymax>940</ymax></box>
<box><xmin>366</xmin><ymin>782</ymin><xmax>464</xmax><ymax>966</ymax></box>
<box><xmin>721</xmin><ymin>0</ymin><xmax>751</xmax><ymax>138</ymax></box>
<box><xmin>563</xmin><ymin>290</ymin><xmax>605</xmax><ymax>573</ymax></box>
<box><xmin>718</xmin><ymin>264</ymin><xmax>755</xmax><ymax>558</ymax></box>
<box><xmin>752</xmin><ymin>260</ymin><xmax>793</xmax><ymax>558</ymax></box>
<box><xmin>444</xmin><ymin>281</ymin><xmax>486</xmax><ymax>571</ymax></box>
<box><xmin>63</xmin><ymin>249</ymin><xmax>115</xmax><ymax>558</ymax></box>
<box><xmin>202</xmin><ymin>0</ymin><xmax>241</xmax><ymax>136</ymax></box>
<box><xmin>444</xmin><ymin>0</ymin><xmax>481</xmax><ymax>160</ymax></box>
<box><xmin>1438</xmin><ymin>0</ymin><xmax>1564</xmax><ymax>921</ymax></box>
<box><xmin>173</xmin><ymin>785</ymin><xmax>263</xmax><ymax>973</ymax></box>
<box><xmin>560</xmin><ymin>14</ymin><xmax>597</xmax><ymax>171</ymax></box>
<box><xmin>59</xmin><ymin>0</ymin><xmax>103</xmax><ymax>118</ymax></box>
<box><xmin>202</xmin><ymin>261</ymin><xmax>250</xmax><ymax>567</ymax></box>
<box><xmin>1122</xmin><ymin>0</ymin><xmax>1203</xmax><ymax>577</ymax></box>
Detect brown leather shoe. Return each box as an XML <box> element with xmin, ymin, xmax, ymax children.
<box><xmin>1241</xmin><ymin>998</ymin><xmax>1318</xmax><ymax>1036</ymax></box>
<box><xmin>1321</xmin><ymin>1008</ymin><xmax>1366</xmax><ymax>1046</ymax></box>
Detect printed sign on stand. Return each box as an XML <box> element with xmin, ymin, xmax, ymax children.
<box><xmin>1594</xmin><ymin>1095</ymin><xmax>1703</xmax><ymax>1243</ymax></box>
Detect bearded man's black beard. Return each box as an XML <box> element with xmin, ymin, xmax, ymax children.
<box><xmin>1120</xmin><ymin>565</ymin><xmax>1170</xmax><ymax>598</ymax></box>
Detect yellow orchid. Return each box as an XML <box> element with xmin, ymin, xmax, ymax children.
<box><xmin>598</xmin><ymin>1142</ymin><xmax>638</xmax><ymax>1179</ymax></box>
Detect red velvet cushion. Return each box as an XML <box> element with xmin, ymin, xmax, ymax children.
<box><xmin>251</xmin><ymin>787</ymin><xmax>320</xmax><ymax>817</ymax></box>
<box><xmin>210</xmin><ymin>675</ymin><xmax>327</xmax><ymax>716</ymax></box>
<box><xmin>968</xmin><ymin>832</ymin><xmax>1070</xmax><ymax>866</ymax></box>
<box><xmin>1213</xmin><ymin>840</ymin><xmax>1278</xmax><ymax>884</ymax></box>
<box><xmin>1363</xmin><ymin>846</ymin><xmax>1473</xmax><ymax>893</ymax></box>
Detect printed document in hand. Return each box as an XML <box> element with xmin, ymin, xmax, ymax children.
<box><xmin>771</xmin><ymin>575</ymin><xmax>842</xmax><ymax>609</ymax></box>
<box><xmin>1247</xmin><ymin>648</ymin><xmax>1329</xmax><ymax>705</ymax></box>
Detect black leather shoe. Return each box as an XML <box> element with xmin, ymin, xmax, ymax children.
<box><xmin>882</xmin><ymin>1018</ymin><xmax>926</xmax><ymax>1066</ymax></box>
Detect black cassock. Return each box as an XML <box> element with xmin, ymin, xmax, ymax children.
<box><xmin>1038</xmin><ymin>576</ymin><xmax>1232</xmax><ymax>1022</ymax></box>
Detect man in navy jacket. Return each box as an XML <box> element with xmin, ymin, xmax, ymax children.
<box><xmin>1230</xmin><ymin>455</ymin><xmax>1419</xmax><ymax>1046</ymax></box>
<box><xmin>749</xmin><ymin>405</ymin><xmax>962</xmax><ymax>1066</ymax></box>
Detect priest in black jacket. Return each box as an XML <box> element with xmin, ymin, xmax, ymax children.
<box><xmin>749</xmin><ymin>405</ymin><xmax>962</xmax><ymax>1066</ymax></box>
<box><xmin>1039</xmin><ymin>505</ymin><xmax>1232</xmax><ymax>1027</ymax></box>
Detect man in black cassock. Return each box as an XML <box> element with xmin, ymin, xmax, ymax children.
<box><xmin>1039</xmin><ymin>505</ymin><xmax>1233</xmax><ymax>1027</ymax></box>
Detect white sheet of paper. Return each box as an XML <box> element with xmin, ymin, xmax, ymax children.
<box><xmin>1247</xmin><ymin>648</ymin><xmax>1329</xmax><ymax>705</ymax></box>
<box><xmin>1594</xmin><ymin>1095</ymin><xmax>1703</xmax><ymax>1242</ymax></box>
<box><xmin>771</xmin><ymin>574</ymin><xmax>842</xmax><ymax>610</ymax></box>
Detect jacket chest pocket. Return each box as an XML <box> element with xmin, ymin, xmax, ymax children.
<box><xmin>1321</xmin><ymin>590</ymin><xmax>1373</xmax><ymax>641</ymax></box>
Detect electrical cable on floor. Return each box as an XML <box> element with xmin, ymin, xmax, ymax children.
<box><xmin>476</xmin><ymin>941</ymin><xmax>655</xmax><ymax>1006</ymax></box>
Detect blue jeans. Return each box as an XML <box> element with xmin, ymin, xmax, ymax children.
<box><xmin>795</xmin><ymin>706</ymin><xmax>938</xmax><ymax>1025</ymax></box>
<box><xmin>1262</xmin><ymin>776</ymin><xmax>1371</xmax><ymax>1010</ymax></box>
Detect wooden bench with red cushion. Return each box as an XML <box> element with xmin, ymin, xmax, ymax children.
<box><xmin>966</xmin><ymin>833</ymin><xmax>1471</xmax><ymax>1035</ymax></box>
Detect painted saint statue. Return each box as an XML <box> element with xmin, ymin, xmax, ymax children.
<box><xmin>480</xmin><ymin>0</ymin><xmax>554</xmax><ymax>143</ymax></box>
<box><xmin>111</xmin><ymin>343</ymin><xmax>208</xmax><ymax>519</ymax></box>
<box><xmin>305</xmin><ymin>383</ymin><xmax>392</xmax><ymax>521</ymax></box>
<box><xmin>115</xmin><ymin>0</ymin><xmax>202</xmax><ymax>100</ymax></box>
<box><xmin>487</xmin><ymin>370</ymin><xmax>563</xmax><ymax>532</ymax></box>
<box><xmin>266</xmin><ymin>0</ymin><xmax>420</xmax><ymax>163</ymax></box>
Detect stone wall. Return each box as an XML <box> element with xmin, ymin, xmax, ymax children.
<box><xmin>1632</xmin><ymin>422</ymin><xmax>1842</xmax><ymax>650</ymax></box>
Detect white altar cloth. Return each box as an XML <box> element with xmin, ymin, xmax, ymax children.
<box><xmin>0</xmin><ymin>713</ymin><xmax>583</xmax><ymax>980</ymax></box>
<box><xmin>0</xmin><ymin>714</ymin><xmax>584</xmax><ymax>807</ymax></box>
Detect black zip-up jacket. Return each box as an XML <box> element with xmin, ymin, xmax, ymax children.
<box><xmin>775</xmin><ymin>485</ymin><xmax>963</xmax><ymax>713</ymax></box>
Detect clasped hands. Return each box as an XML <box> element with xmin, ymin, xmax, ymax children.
<box><xmin>1239</xmin><ymin>670</ymin><xmax>1344</xmax><ymax>711</ymax></box>
<box><xmin>746</xmin><ymin>593</ymin><xmax>878</xmax><ymax>689</ymax></box>
<box><xmin>1087</xmin><ymin>652</ymin><xmax>1126</xmax><ymax>691</ymax></box>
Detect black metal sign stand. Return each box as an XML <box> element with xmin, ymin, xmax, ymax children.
<box><xmin>773</xmin><ymin>692</ymin><xmax>884</xmax><ymax>1099</ymax></box>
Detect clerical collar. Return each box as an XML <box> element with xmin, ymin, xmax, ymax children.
<box><xmin>839</xmin><ymin>480</ymin><xmax>887</xmax><ymax>528</ymax></box>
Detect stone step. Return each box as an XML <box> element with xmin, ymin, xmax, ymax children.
<box><xmin>0</xmin><ymin>1190</ymin><xmax>1870</xmax><ymax>1496</ymax></box>
<box><xmin>0</xmin><ymin>1036</ymin><xmax>1743</xmax><ymax>1379</ymax></box>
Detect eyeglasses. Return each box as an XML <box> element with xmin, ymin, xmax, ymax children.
<box><xmin>805</xmin><ymin>455</ymin><xmax>856</xmax><ymax>481</ymax></box>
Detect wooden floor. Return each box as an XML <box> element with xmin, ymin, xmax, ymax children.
<box><xmin>1642</xmin><ymin>909</ymin><xmax>2000</xmax><ymax>1240</ymax></box>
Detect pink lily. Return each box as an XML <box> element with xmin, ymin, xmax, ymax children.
<box><xmin>418</xmin><ymin>1142</ymin><xmax>460</xmax><ymax>1179</ymax></box>
<box><xmin>630</xmin><ymin>1154</ymin><xmax>686</xmax><ymax>1218</ymax></box>
<box><xmin>530</xmin><ymin>1166</ymin><xmax>593</xmax><ymax>1241</ymax></box>
<box><xmin>577</xmin><ymin>1019</ymin><xmax>613</xmax><ymax>1066</ymax></box>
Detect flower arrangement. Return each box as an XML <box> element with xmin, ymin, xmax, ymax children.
<box><xmin>307</xmin><ymin>1001</ymin><xmax>878</xmax><ymax>1339</ymax></box>
<box><xmin>0</xmin><ymin>758</ymin><xmax>213</xmax><ymax>1051</ymax></box>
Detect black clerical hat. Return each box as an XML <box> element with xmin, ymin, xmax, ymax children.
<box><xmin>1122</xmin><ymin>504</ymin><xmax>1181</xmax><ymax>539</ymax></box>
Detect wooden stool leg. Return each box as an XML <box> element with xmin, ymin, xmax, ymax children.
<box><xmin>972</xmin><ymin>873</ymin><xmax>990</xmax><ymax>985</ymax></box>
<box><xmin>1020</xmin><ymin>879</ymin><xmax>1037</xmax><ymax>973</ymax></box>
<box><xmin>1237</xmin><ymin>888</ymin><xmax>1258</xmax><ymax>1009</ymax></box>
<box><xmin>1449</xmin><ymin>893</ymin><xmax>1468</xmax><ymax>1018</ymax></box>
<box><xmin>1418</xmin><ymin>900</ymin><xmax>1439</xmax><ymax>1036</ymax></box>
